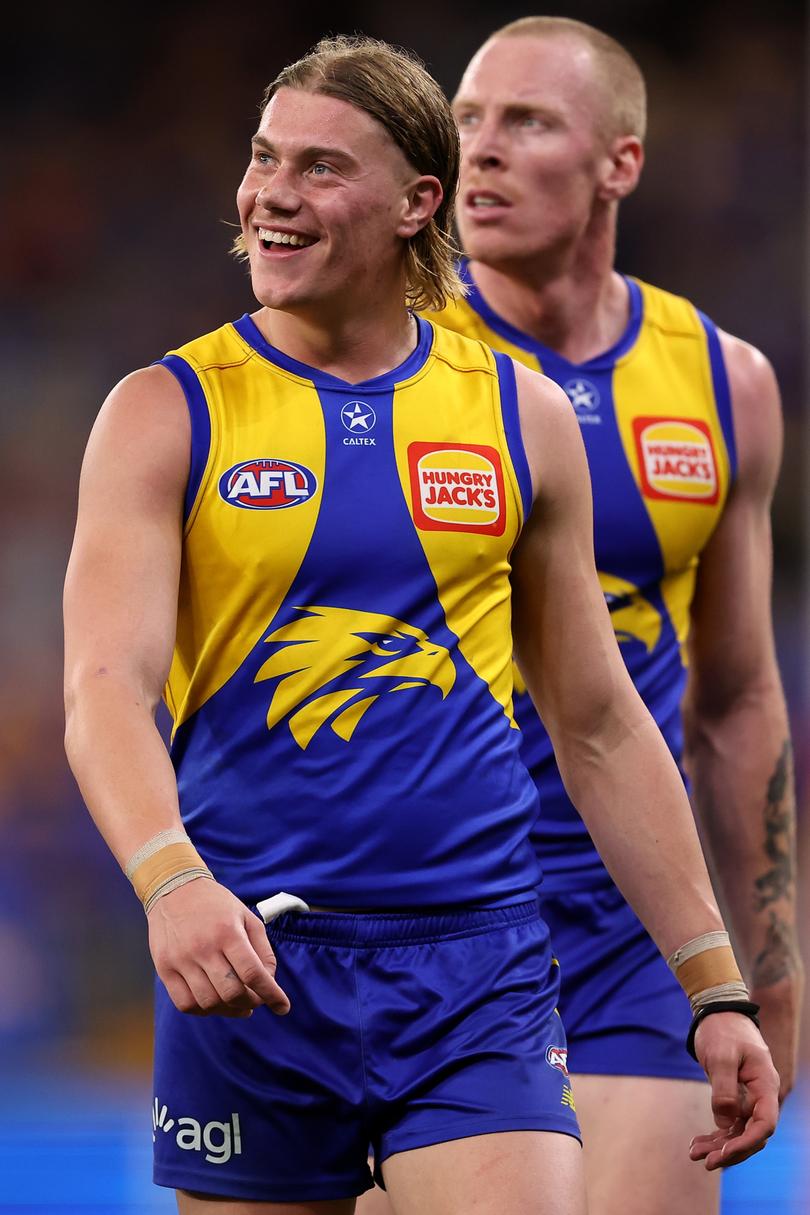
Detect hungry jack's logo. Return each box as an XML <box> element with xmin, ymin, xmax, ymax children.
<box><xmin>633</xmin><ymin>418</ymin><xmax>719</xmax><ymax>505</ymax></box>
<box><xmin>408</xmin><ymin>443</ymin><xmax>506</xmax><ymax>535</ymax></box>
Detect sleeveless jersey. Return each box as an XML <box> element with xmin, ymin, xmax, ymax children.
<box><xmin>158</xmin><ymin>314</ymin><xmax>541</xmax><ymax>908</ymax></box>
<box><xmin>430</xmin><ymin>263</ymin><xmax>737</xmax><ymax>892</ymax></box>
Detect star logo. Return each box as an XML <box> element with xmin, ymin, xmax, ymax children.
<box><xmin>563</xmin><ymin>378</ymin><xmax>600</xmax><ymax>412</ymax></box>
<box><xmin>340</xmin><ymin>401</ymin><xmax>377</xmax><ymax>433</ymax></box>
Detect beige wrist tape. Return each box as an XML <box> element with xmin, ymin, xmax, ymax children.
<box><xmin>667</xmin><ymin>931</ymin><xmax>749</xmax><ymax>1014</ymax></box>
<box><xmin>125</xmin><ymin>829</ymin><xmax>213</xmax><ymax>913</ymax></box>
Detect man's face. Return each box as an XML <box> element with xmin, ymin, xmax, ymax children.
<box><xmin>237</xmin><ymin>88</ymin><xmax>417</xmax><ymax>313</ymax></box>
<box><xmin>453</xmin><ymin>36</ymin><xmax>612</xmax><ymax>265</ymax></box>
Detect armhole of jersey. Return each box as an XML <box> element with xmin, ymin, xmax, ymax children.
<box><xmin>493</xmin><ymin>351</ymin><xmax>533</xmax><ymax>522</ymax></box>
<box><xmin>156</xmin><ymin>354</ymin><xmax>213</xmax><ymax>526</ymax></box>
<box><xmin>698</xmin><ymin>311</ymin><xmax>738</xmax><ymax>483</ymax></box>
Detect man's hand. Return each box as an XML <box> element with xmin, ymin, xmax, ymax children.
<box><xmin>147</xmin><ymin>878</ymin><xmax>291</xmax><ymax>1017</ymax></box>
<box><xmin>751</xmin><ymin>962</ymin><xmax>805</xmax><ymax>1103</ymax></box>
<box><xmin>688</xmin><ymin>1012</ymin><xmax>779</xmax><ymax>1170</ymax></box>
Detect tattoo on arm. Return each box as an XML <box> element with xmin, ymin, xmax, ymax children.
<box><xmin>752</xmin><ymin>910</ymin><xmax>801</xmax><ymax>987</ymax></box>
<box><xmin>753</xmin><ymin>740</ymin><xmax>796</xmax><ymax>911</ymax></box>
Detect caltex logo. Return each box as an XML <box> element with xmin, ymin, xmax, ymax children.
<box><xmin>564</xmin><ymin>378</ymin><xmax>601</xmax><ymax>424</ymax></box>
<box><xmin>340</xmin><ymin>401</ymin><xmax>376</xmax><ymax>433</ymax></box>
<box><xmin>340</xmin><ymin>400</ymin><xmax>377</xmax><ymax>448</ymax></box>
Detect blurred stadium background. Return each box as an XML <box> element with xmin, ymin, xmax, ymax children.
<box><xmin>0</xmin><ymin>1</ymin><xmax>806</xmax><ymax>1210</ymax></box>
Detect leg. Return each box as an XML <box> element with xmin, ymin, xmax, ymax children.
<box><xmin>178</xmin><ymin>1194</ymin><xmax>356</xmax><ymax>1215</ymax></box>
<box><xmin>572</xmin><ymin>1074</ymin><xmax>720</xmax><ymax>1215</ymax></box>
<box><xmin>354</xmin><ymin>1170</ymin><xmax>392</xmax><ymax>1215</ymax></box>
<box><xmin>381</xmin><ymin>1130</ymin><xmax>585</xmax><ymax>1215</ymax></box>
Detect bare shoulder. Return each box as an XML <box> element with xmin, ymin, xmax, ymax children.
<box><xmin>82</xmin><ymin>364</ymin><xmax>191</xmax><ymax>503</ymax></box>
<box><xmin>718</xmin><ymin>330</ymin><xmax>783</xmax><ymax>493</ymax></box>
<box><xmin>512</xmin><ymin>359</ymin><xmax>586</xmax><ymax>505</ymax></box>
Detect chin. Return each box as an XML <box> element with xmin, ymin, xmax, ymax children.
<box><xmin>249</xmin><ymin>273</ymin><xmax>306</xmax><ymax>311</ymax></box>
<box><xmin>460</xmin><ymin>228</ymin><xmax>525</xmax><ymax>266</ymax></box>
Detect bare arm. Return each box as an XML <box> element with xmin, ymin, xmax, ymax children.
<box><xmin>64</xmin><ymin>367</ymin><xmax>288</xmax><ymax>1017</ymax></box>
<box><xmin>510</xmin><ymin>359</ymin><xmax>778</xmax><ymax>1167</ymax></box>
<box><xmin>64</xmin><ymin>366</ymin><xmax>188</xmax><ymax>862</ymax></box>
<box><xmin>682</xmin><ymin>334</ymin><xmax>803</xmax><ymax>1100</ymax></box>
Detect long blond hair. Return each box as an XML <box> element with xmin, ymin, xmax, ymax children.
<box><xmin>233</xmin><ymin>35</ymin><xmax>464</xmax><ymax>312</ymax></box>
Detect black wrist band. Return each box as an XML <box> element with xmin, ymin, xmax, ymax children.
<box><xmin>686</xmin><ymin>999</ymin><xmax>761</xmax><ymax>1061</ymax></box>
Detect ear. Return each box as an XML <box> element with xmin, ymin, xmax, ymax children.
<box><xmin>396</xmin><ymin>175</ymin><xmax>444</xmax><ymax>239</ymax></box>
<box><xmin>596</xmin><ymin>136</ymin><xmax>644</xmax><ymax>202</ymax></box>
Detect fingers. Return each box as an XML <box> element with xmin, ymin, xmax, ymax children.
<box><xmin>163</xmin><ymin>964</ymin><xmax>259</xmax><ymax>1017</ymax></box>
<box><xmin>147</xmin><ymin>880</ymin><xmax>291</xmax><ymax>1018</ymax></box>
<box><xmin>690</xmin><ymin>1110</ymin><xmax>772</xmax><ymax>1171</ymax></box>
<box><xmin>691</xmin><ymin>1013</ymin><xmax>780</xmax><ymax>1170</ymax></box>
<box><xmin>240</xmin><ymin>910</ymin><xmax>292</xmax><ymax>1014</ymax></box>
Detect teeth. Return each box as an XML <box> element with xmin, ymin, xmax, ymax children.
<box><xmin>257</xmin><ymin>227</ymin><xmax>315</xmax><ymax>248</ymax></box>
<box><xmin>472</xmin><ymin>197</ymin><xmax>501</xmax><ymax>207</ymax></box>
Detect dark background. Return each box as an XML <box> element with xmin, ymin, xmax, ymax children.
<box><xmin>1</xmin><ymin>0</ymin><xmax>806</xmax><ymax>1123</ymax></box>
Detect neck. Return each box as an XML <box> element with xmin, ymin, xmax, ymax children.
<box><xmin>252</xmin><ymin>284</ymin><xmax>417</xmax><ymax>384</ymax></box>
<box><xmin>469</xmin><ymin>206</ymin><xmax>630</xmax><ymax>364</ymax></box>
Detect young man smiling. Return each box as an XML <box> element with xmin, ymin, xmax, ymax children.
<box><xmin>65</xmin><ymin>34</ymin><xmax>778</xmax><ymax>1215</ymax></box>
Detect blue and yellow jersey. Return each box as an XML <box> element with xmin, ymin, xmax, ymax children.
<box><xmin>431</xmin><ymin>262</ymin><xmax>736</xmax><ymax>892</ymax></box>
<box><xmin>158</xmin><ymin>314</ymin><xmax>540</xmax><ymax>907</ymax></box>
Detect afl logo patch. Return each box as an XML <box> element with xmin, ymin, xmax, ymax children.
<box><xmin>408</xmin><ymin>443</ymin><xmax>506</xmax><ymax>536</ymax></box>
<box><xmin>546</xmin><ymin>1046</ymin><xmax>569</xmax><ymax>1076</ymax></box>
<box><xmin>218</xmin><ymin>458</ymin><xmax>317</xmax><ymax>510</ymax></box>
<box><xmin>633</xmin><ymin>417</ymin><xmax>719</xmax><ymax>505</ymax></box>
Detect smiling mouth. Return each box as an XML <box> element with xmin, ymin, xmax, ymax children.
<box><xmin>257</xmin><ymin>227</ymin><xmax>318</xmax><ymax>250</ymax></box>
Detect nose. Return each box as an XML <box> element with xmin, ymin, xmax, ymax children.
<box><xmin>255</xmin><ymin>167</ymin><xmax>301</xmax><ymax>216</ymax></box>
<box><xmin>463</xmin><ymin>118</ymin><xmax>506</xmax><ymax>171</ymax></box>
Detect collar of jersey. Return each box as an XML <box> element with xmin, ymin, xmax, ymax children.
<box><xmin>458</xmin><ymin>259</ymin><xmax>643</xmax><ymax>372</ymax></box>
<box><xmin>232</xmin><ymin>312</ymin><xmax>435</xmax><ymax>391</ymax></box>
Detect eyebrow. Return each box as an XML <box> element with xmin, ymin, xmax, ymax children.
<box><xmin>251</xmin><ymin>132</ymin><xmax>358</xmax><ymax>166</ymax></box>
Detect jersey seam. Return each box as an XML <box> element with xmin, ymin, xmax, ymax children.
<box><xmin>487</xmin><ymin>351</ymin><xmax>527</xmax><ymax>537</ymax></box>
<box><xmin>697</xmin><ymin>328</ymin><xmax>734</xmax><ymax>498</ymax></box>
<box><xmin>178</xmin><ymin>357</ymin><xmax>221</xmax><ymax>538</ymax></box>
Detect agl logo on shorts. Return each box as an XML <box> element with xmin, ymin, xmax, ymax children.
<box><xmin>633</xmin><ymin>417</ymin><xmax>719</xmax><ymax>505</ymax></box>
<box><xmin>153</xmin><ymin>1098</ymin><xmax>242</xmax><ymax>1165</ymax></box>
<box><xmin>408</xmin><ymin>442</ymin><xmax>506</xmax><ymax>535</ymax></box>
<box><xmin>219</xmin><ymin>458</ymin><xmax>317</xmax><ymax>510</ymax></box>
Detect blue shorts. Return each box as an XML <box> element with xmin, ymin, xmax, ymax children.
<box><xmin>539</xmin><ymin>883</ymin><xmax>705</xmax><ymax>1081</ymax></box>
<box><xmin>152</xmin><ymin>900</ymin><xmax>581</xmax><ymax>1202</ymax></box>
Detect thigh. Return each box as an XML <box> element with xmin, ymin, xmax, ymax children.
<box><xmin>572</xmin><ymin>1074</ymin><xmax>720</xmax><ymax>1215</ymax></box>
<box><xmin>178</xmin><ymin>1193</ymin><xmax>356</xmax><ymax>1215</ymax></box>
<box><xmin>354</xmin><ymin>1182</ymin><xmax>393</xmax><ymax>1215</ymax></box>
<box><xmin>381</xmin><ymin>1131</ymin><xmax>586</xmax><ymax>1215</ymax></box>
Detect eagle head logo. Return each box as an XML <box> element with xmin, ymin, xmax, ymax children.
<box><xmin>600</xmin><ymin>572</ymin><xmax>662</xmax><ymax>654</ymax></box>
<box><xmin>511</xmin><ymin>571</ymin><xmax>662</xmax><ymax>699</ymax></box>
<box><xmin>254</xmin><ymin>605</ymin><xmax>456</xmax><ymax>749</ymax></box>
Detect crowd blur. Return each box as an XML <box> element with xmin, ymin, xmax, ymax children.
<box><xmin>1</xmin><ymin>0</ymin><xmax>806</xmax><ymax>1079</ymax></box>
